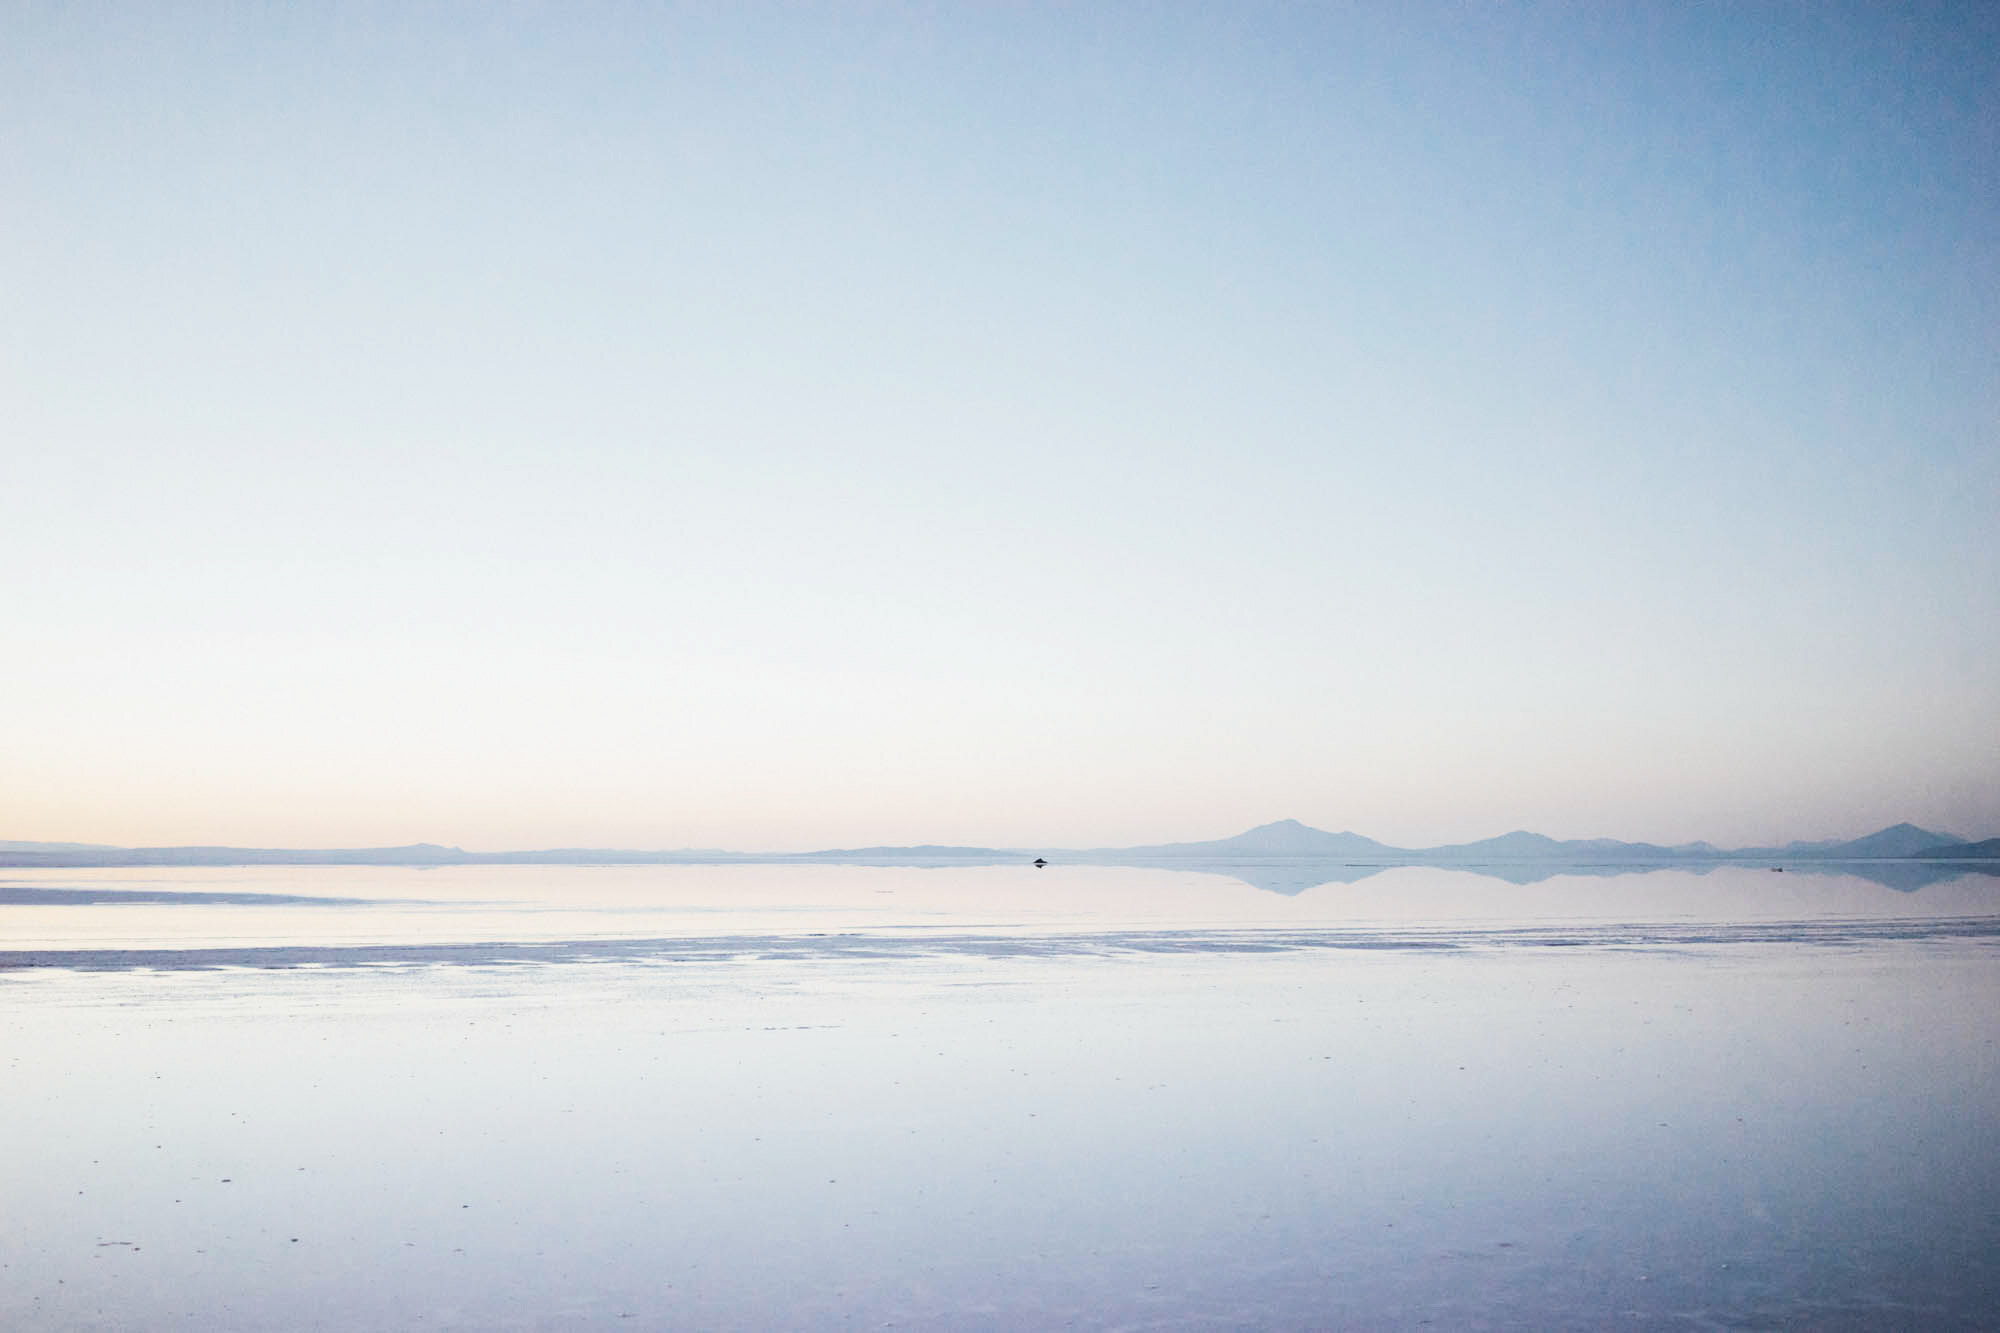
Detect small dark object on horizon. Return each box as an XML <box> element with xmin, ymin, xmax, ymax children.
<box><xmin>1033</xmin><ymin>858</ymin><xmax>1048</xmax><ymax>868</ymax></box>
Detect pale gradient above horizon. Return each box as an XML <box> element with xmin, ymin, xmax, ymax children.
<box><xmin>4</xmin><ymin>4</ymin><xmax>1996</xmax><ymax>853</ymax></box>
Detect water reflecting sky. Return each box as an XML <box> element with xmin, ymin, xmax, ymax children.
<box><xmin>2</xmin><ymin>860</ymin><xmax>1996</xmax><ymax>953</ymax></box>
<box><xmin>3</xmin><ymin>864</ymin><xmax>1996</xmax><ymax>1329</ymax></box>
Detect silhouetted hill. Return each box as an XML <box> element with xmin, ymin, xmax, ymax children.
<box><xmin>1915</xmin><ymin>836</ymin><xmax>2000</xmax><ymax>859</ymax></box>
<box><xmin>1420</xmin><ymin>831</ymin><xmax>1687</xmax><ymax>861</ymax></box>
<box><xmin>1734</xmin><ymin>823</ymin><xmax>1965</xmax><ymax>859</ymax></box>
<box><xmin>1827</xmin><ymin>824</ymin><xmax>1966</xmax><ymax>857</ymax></box>
<box><xmin>1092</xmin><ymin>818</ymin><xmax>1405</xmax><ymax>859</ymax></box>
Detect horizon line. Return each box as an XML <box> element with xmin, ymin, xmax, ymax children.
<box><xmin>3</xmin><ymin>816</ymin><xmax>1991</xmax><ymax>863</ymax></box>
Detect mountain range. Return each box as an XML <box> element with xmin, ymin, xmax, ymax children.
<box><xmin>1078</xmin><ymin>818</ymin><xmax>1981</xmax><ymax>863</ymax></box>
<box><xmin>0</xmin><ymin>819</ymin><xmax>1990</xmax><ymax>869</ymax></box>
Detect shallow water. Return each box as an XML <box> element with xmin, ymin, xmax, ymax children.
<box><xmin>3</xmin><ymin>864</ymin><xmax>1997</xmax><ymax>1329</ymax></box>
<box><xmin>4</xmin><ymin>859</ymin><xmax>1997</xmax><ymax>953</ymax></box>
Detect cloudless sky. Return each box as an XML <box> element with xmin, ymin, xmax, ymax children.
<box><xmin>5</xmin><ymin>2</ymin><xmax>1996</xmax><ymax>851</ymax></box>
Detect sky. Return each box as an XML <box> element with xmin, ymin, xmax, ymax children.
<box><xmin>4</xmin><ymin>2</ymin><xmax>1996</xmax><ymax>852</ymax></box>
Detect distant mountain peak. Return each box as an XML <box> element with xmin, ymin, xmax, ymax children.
<box><xmin>1877</xmin><ymin>821</ymin><xmax>1960</xmax><ymax>840</ymax></box>
<box><xmin>1816</xmin><ymin>823</ymin><xmax>1965</xmax><ymax>858</ymax></box>
<box><xmin>1100</xmin><ymin>819</ymin><xmax>1402</xmax><ymax>859</ymax></box>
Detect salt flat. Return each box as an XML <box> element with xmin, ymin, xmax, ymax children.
<box><xmin>3</xmin><ymin>864</ymin><xmax>1997</xmax><ymax>1329</ymax></box>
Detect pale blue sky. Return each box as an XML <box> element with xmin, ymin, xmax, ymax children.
<box><xmin>5</xmin><ymin>3</ymin><xmax>1996</xmax><ymax>850</ymax></box>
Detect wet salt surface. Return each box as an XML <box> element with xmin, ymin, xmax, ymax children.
<box><xmin>3</xmin><ymin>860</ymin><xmax>1998</xmax><ymax>954</ymax></box>
<box><xmin>2</xmin><ymin>865</ymin><xmax>1997</xmax><ymax>1329</ymax></box>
